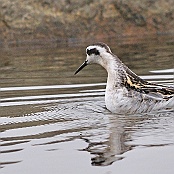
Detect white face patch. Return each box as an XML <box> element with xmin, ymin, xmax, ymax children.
<box><xmin>85</xmin><ymin>44</ymin><xmax>113</xmax><ymax>66</ymax></box>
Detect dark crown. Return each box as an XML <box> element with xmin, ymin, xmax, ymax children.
<box><xmin>86</xmin><ymin>48</ymin><xmax>100</xmax><ymax>56</ymax></box>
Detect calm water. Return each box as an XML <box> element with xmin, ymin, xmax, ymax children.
<box><xmin>0</xmin><ymin>36</ymin><xmax>174</xmax><ymax>174</ymax></box>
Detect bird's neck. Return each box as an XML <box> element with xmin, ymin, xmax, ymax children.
<box><xmin>107</xmin><ymin>66</ymin><xmax>125</xmax><ymax>89</ymax></box>
<box><xmin>102</xmin><ymin>57</ymin><xmax>126</xmax><ymax>88</ymax></box>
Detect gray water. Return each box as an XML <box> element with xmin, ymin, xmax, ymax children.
<box><xmin>0</xmin><ymin>36</ymin><xmax>174</xmax><ymax>174</ymax></box>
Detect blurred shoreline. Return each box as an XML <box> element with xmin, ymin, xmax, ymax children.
<box><xmin>0</xmin><ymin>0</ymin><xmax>174</xmax><ymax>44</ymax></box>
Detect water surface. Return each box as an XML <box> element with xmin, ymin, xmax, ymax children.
<box><xmin>0</xmin><ymin>35</ymin><xmax>174</xmax><ymax>174</ymax></box>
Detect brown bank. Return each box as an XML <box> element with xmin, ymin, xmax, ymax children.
<box><xmin>0</xmin><ymin>0</ymin><xmax>174</xmax><ymax>43</ymax></box>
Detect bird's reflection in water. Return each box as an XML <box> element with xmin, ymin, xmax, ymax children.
<box><xmin>81</xmin><ymin>113</ymin><xmax>148</xmax><ymax>166</ymax></box>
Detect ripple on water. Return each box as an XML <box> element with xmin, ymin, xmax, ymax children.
<box><xmin>0</xmin><ymin>72</ymin><xmax>174</xmax><ymax>170</ymax></box>
<box><xmin>1</xmin><ymin>93</ymin><xmax>112</xmax><ymax>167</ymax></box>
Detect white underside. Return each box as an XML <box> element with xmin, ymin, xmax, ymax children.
<box><xmin>105</xmin><ymin>87</ymin><xmax>174</xmax><ymax>114</ymax></box>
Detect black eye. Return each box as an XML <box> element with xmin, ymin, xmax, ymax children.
<box><xmin>87</xmin><ymin>48</ymin><xmax>100</xmax><ymax>56</ymax></box>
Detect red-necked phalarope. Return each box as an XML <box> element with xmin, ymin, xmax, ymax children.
<box><xmin>75</xmin><ymin>42</ymin><xmax>174</xmax><ymax>114</ymax></box>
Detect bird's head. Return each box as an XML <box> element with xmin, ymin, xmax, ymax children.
<box><xmin>75</xmin><ymin>42</ymin><xmax>112</xmax><ymax>74</ymax></box>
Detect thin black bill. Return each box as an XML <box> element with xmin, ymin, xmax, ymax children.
<box><xmin>74</xmin><ymin>60</ymin><xmax>88</xmax><ymax>75</ymax></box>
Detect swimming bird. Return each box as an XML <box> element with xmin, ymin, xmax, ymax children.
<box><xmin>75</xmin><ymin>42</ymin><xmax>174</xmax><ymax>114</ymax></box>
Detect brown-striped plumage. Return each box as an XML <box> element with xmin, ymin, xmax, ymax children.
<box><xmin>124</xmin><ymin>68</ymin><xmax>174</xmax><ymax>100</ymax></box>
